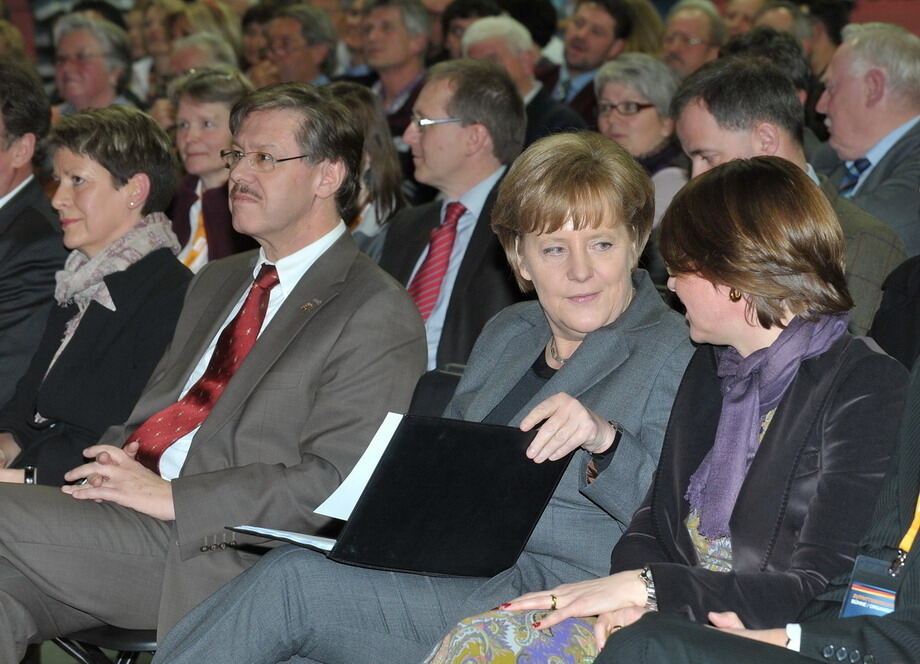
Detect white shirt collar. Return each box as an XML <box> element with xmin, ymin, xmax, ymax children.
<box><xmin>253</xmin><ymin>221</ymin><xmax>347</xmax><ymax>299</ymax></box>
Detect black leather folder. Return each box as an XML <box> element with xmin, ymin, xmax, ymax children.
<box><xmin>231</xmin><ymin>415</ymin><xmax>573</xmax><ymax>578</ymax></box>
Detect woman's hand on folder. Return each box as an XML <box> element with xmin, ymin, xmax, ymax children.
<box><xmin>520</xmin><ymin>392</ymin><xmax>618</xmax><ymax>463</ymax></box>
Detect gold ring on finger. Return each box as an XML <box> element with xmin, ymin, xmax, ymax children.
<box><xmin>550</xmin><ymin>594</ymin><xmax>558</xmax><ymax>610</ymax></box>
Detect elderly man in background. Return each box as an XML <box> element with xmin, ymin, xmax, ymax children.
<box><xmin>0</xmin><ymin>57</ymin><xmax>66</xmax><ymax>411</ymax></box>
<box><xmin>263</xmin><ymin>5</ymin><xmax>337</xmax><ymax>86</ymax></box>
<box><xmin>813</xmin><ymin>24</ymin><xmax>920</xmax><ymax>256</ymax></box>
<box><xmin>462</xmin><ymin>15</ymin><xmax>585</xmax><ymax>147</ymax></box>
<box><xmin>537</xmin><ymin>0</ymin><xmax>632</xmax><ymax>128</ymax></box>
<box><xmin>672</xmin><ymin>56</ymin><xmax>906</xmax><ymax>335</ymax></box>
<box><xmin>661</xmin><ymin>0</ymin><xmax>725</xmax><ymax>77</ymax></box>
<box><xmin>722</xmin><ymin>0</ymin><xmax>766</xmax><ymax>36</ymax></box>
<box><xmin>168</xmin><ymin>32</ymin><xmax>238</xmax><ymax>78</ymax></box>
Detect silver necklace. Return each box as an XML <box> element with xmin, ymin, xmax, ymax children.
<box><xmin>549</xmin><ymin>338</ymin><xmax>571</xmax><ymax>366</ymax></box>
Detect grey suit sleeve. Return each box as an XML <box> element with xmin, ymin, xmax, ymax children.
<box><xmin>169</xmin><ymin>286</ymin><xmax>427</xmax><ymax>560</ymax></box>
<box><xmin>851</xmin><ymin>161</ymin><xmax>920</xmax><ymax>256</ymax></box>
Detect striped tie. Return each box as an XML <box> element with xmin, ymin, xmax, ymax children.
<box><xmin>408</xmin><ymin>202</ymin><xmax>466</xmax><ymax>321</ymax></box>
<box><xmin>839</xmin><ymin>157</ymin><xmax>871</xmax><ymax>197</ymax></box>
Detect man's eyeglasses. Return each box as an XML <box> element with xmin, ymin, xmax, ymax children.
<box><xmin>597</xmin><ymin>101</ymin><xmax>656</xmax><ymax>117</ymax></box>
<box><xmin>54</xmin><ymin>52</ymin><xmax>106</xmax><ymax>66</ymax></box>
<box><xmin>411</xmin><ymin>112</ymin><xmax>462</xmax><ymax>129</ymax></box>
<box><xmin>663</xmin><ymin>31</ymin><xmax>707</xmax><ymax>47</ymax></box>
<box><xmin>220</xmin><ymin>149</ymin><xmax>309</xmax><ymax>172</ymax></box>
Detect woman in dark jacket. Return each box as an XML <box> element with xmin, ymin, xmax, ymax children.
<box><xmin>426</xmin><ymin>157</ymin><xmax>908</xmax><ymax>663</ymax></box>
<box><xmin>0</xmin><ymin>106</ymin><xmax>192</xmax><ymax>486</ymax></box>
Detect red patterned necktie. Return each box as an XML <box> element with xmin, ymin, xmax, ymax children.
<box><xmin>407</xmin><ymin>201</ymin><xmax>466</xmax><ymax>321</ymax></box>
<box><xmin>130</xmin><ymin>263</ymin><xmax>280</xmax><ymax>473</ymax></box>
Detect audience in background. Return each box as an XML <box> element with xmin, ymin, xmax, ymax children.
<box><xmin>0</xmin><ymin>18</ymin><xmax>26</xmax><ymax>62</ymax></box>
<box><xmin>168</xmin><ymin>32</ymin><xmax>238</xmax><ymax>78</ymax></box>
<box><xmin>537</xmin><ymin>0</ymin><xmax>632</xmax><ymax>129</ymax></box>
<box><xmin>167</xmin><ymin>0</ymin><xmax>242</xmax><ymax>61</ymax></box>
<box><xmin>622</xmin><ymin>0</ymin><xmax>664</xmax><ymax>56</ymax></box>
<box><xmin>722</xmin><ymin>0</ymin><xmax>766</xmax><ymax>36</ymax></box>
<box><xmin>325</xmin><ymin>80</ymin><xmax>408</xmax><ymax>257</ymax></box>
<box><xmin>661</xmin><ymin>0</ymin><xmax>725</xmax><ymax>76</ymax></box>
<box><xmin>339</xmin><ymin>0</ymin><xmax>371</xmax><ymax>76</ymax></box>
<box><xmin>441</xmin><ymin>0</ymin><xmax>501</xmax><ymax>60</ymax></box>
<box><xmin>799</xmin><ymin>0</ymin><xmax>850</xmax><ymax>77</ymax></box>
<box><xmin>812</xmin><ymin>24</ymin><xmax>920</xmax><ymax>255</ymax></box>
<box><xmin>264</xmin><ymin>5</ymin><xmax>337</xmax><ymax>85</ymax></box>
<box><xmin>240</xmin><ymin>2</ymin><xmax>273</xmax><ymax>81</ymax></box>
<box><xmin>168</xmin><ymin>66</ymin><xmax>257</xmax><ymax>271</ymax></box>
<box><xmin>462</xmin><ymin>15</ymin><xmax>586</xmax><ymax>147</ymax></box>
<box><xmin>53</xmin><ymin>13</ymin><xmax>134</xmax><ymax>119</ymax></box>
<box><xmin>0</xmin><ymin>57</ymin><xmax>66</xmax><ymax>409</ymax></box>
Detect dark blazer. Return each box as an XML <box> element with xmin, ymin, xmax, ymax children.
<box><xmin>535</xmin><ymin>64</ymin><xmax>598</xmax><ymax>131</ymax></box>
<box><xmin>168</xmin><ymin>175</ymin><xmax>256</xmax><ymax>263</ymax></box>
<box><xmin>0</xmin><ymin>248</ymin><xmax>192</xmax><ymax>485</ymax></box>
<box><xmin>812</xmin><ymin>120</ymin><xmax>920</xmax><ymax>255</ymax></box>
<box><xmin>870</xmin><ymin>255</ymin><xmax>920</xmax><ymax>371</ymax></box>
<box><xmin>377</xmin><ymin>180</ymin><xmax>525</xmax><ymax>368</ymax></box>
<box><xmin>610</xmin><ymin>336</ymin><xmax>908</xmax><ymax>629</ymax></box>
<box><xmin>525</xmin><ymin>88</ymin><xmax>586</xmax><ymax>147</ymax></box>
<box><xmin>0</xmin><ymin>177</ymin><xmax>67</xmax><ymax>406</ymax></box>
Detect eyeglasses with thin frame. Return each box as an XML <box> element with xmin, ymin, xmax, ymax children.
<box><xmin>597</xmin><ymin>101</ymin><xmax>656</xmax><ymax>117</ymax></box>
<box><xmin>663</xmin><ymin>31</ymin><xmax>707</xmax><ymax>47</ymax></box>
<box><xmin>220</xmin><ymin>149</ymin><xmax>310</xmax><ymax>172</ymax></box>
<box><xmin>54</xmin><ymin>51</ymin><xmax>107</xmax><ymax>66</ymax></box>
<box><xmin>410</xmin><ymin>112</ymin><xmax>462</xmax><ymax>130</ymax></box>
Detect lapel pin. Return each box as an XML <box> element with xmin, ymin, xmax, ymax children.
<box><xmin>300</xmin><ymin>303</ymin><xmax>314</xmax><ymax>311</ymax></box>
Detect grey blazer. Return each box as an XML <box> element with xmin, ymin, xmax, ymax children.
<box><xmin>446</xmin><ymin>270</ymin><xmax>694</xmax><ymax>582</ymax></box>
<box><xmin>96</xmin><ymin>233</ymin><xmax>427</xmax><ymax>633</ymax></box>
<box><xmin>814</xmin><ymin>120</ymin><xmax>920</xmax><ymax>255</ymax></box>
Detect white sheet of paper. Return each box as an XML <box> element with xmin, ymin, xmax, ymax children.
<box><xmin>314</xmin><ymin>411</ymin><xmax>404</xmax><ymax>520</ymax></box>
<box><xmin>230</xmin><ymin>525</ymin><xmax>336</xmax><ymax>551</ymax></box>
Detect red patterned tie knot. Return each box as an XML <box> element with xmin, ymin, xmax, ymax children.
<box><xmin>408</xmin><ymin>201</ymin><xmax>466</xmax><ymax>321</ymax></box>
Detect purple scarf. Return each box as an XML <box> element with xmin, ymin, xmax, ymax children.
<box><xmin>686</xmin><ymin>314</ymin><xmax>849</xmax><ymax>540</ymax></box>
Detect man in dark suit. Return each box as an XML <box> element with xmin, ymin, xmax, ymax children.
<box><xmin>598</xmin><ymin>359</ymin><xmax>920</xmax><ymax>664</ymax></box>
<box><xmin>535</xmin><ymin>0</ymin><xmax>631</xmax><ymax>129</ymax></box>
<box><xmin>812</xmin><ymin>25</ymin><xmax>920</xmax><ymax>255</ymax></box>
<box><xmin>672</xmin><ymin>57</ymin><xmax>906</xmax><ymax>335</ymax></box>
<box><xmin>462</xmin><ymin>15</ymin><xmax>585</xmax><ymax>147</ymax></box>
<box><xmin>0</xmin><ymin>83</ymin><xmax>426</xmax><ymax>662</ymax></box>
<box><xmin>0</xmin><ymin>58</ymin><xmax>66</xmax><ymax>411</ymax></box>
<box><xmin>378</xmin><ymin>58</ymin><xmax>527</xmax><ymax>370</ymax></box>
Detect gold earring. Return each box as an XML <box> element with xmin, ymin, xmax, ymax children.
<box><xmin>729</xmin><ymin>288</ymin><xmax>743</xmax><ymax>302</ymax></box>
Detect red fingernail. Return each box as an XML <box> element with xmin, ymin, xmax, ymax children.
<box><xmin>532</xmin><ymin>621</ymin><xmax>541</xmax><ymax>628</ymax></box>
<box><xmin>500</xmin><ymin>603</ymin><xmax>511</xmax><ymax>609</ymax></box>
<box><xmin>490</xmin><ymin>606</ymin><xmax>501</xmax><ymax>611</ymax></box>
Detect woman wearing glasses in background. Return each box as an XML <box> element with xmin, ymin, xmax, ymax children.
<box><xmin>594</xmin><ymin>54</ymin><xmax>687</xmax><ymax>284</ymax></box>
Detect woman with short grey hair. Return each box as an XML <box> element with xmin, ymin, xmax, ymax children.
<box><xmin>595</xmin><ymin>53</ymin><xmax>689</xmax><ymax>283</ymax></box>
<box><xmin>53</xmin><ymin>13</ymin><xmax>134</xmax><ymax>117</ymax></box>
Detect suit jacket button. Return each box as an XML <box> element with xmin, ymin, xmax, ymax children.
<box><xmin>200</xmin><ymin>545</ymin><xmax>209</xmax><ymax>553</ymax></box>
<box><xmin>218</xmin><ymin>542</ymin><xmax>227</xmax><ymax>550</ymax></box>
<box><xmin>228</xmin><ymin>540</ymin><xmax>238</xmax><ymax>547</ymax></box>
<box><xmin>209</xmin><ymin>544</ymin><xmax>219</xmax><ymax>551</ymax></box>
<box><xmin>849</xmin><ymin>650</ymin><xmax>861</xmax><ymax>663</ymax></box>
<box><xmin>835</xmin><ymin>647</ymin><xmax>848</xmax><ymax>661</ymax></box>
<box><xmin>823</xmin><ymin>645</ymin><xmax>836</xmax><ymax>659</ymax></box>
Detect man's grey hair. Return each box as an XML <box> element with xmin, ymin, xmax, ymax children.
<box><xmin>595</xmin><ymin>52</ymin><xmax>680</xmax><ymax>117</ymax></box>
<box><xmin>274</xmin><ymin>5</ymin><xmax>338</xmax><ymax>76</ymax></box>
<box><xmin>53</xmin><ymin>13</ymin><xmax>131</xmax><ymax>94</ymax></box>
<box><xmin>461</xmin><ymin>15</ymin><xmax>534</xmax><ymax>56</ymax></box>
<box><xmin>365</xmin><ymin>0</ymin><xmax>430</xmax><ymax>38</ymax></box>
<box><xmin>666</xmin><ymin>0</ymin><xmax>727</xmax><ymax>47</ymax></box>
<box><xmin>755</xmin><ymin>1</ymin><xmax>813</xmax><ymax>43</ymax></box>
<box><xmin>171</xmin><ymin>32</ymin><xmax>238</xmax><ymax>69</ymax></box>
<box><xmin>843</xmin><ymin>23</ymin><xmax>920</xmax><ymax>107</ymax></box>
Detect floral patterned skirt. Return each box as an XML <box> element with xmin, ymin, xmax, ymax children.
<box><xmin>424</xmin><ymin>610</ymin><xmax>599</xmax><ymax>663</ymax></box>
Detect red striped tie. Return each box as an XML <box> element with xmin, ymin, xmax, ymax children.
<box><xmin>408</xmin><ymin>202</ymin><xmax>466</xmax><ymax>321</ymax></box>
<box><xmin>129</xmin><ymin>263</ymin><xmax>280</xmax><ymax>473</ymax></box>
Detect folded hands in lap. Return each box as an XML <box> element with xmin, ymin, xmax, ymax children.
<box><xmin>62</xmin><ymin>441</ymin><xmax>176</xmax><ymax>521</ymax></box>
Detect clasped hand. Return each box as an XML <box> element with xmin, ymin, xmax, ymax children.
<box><xmin>62</xmin><ymin>441</ymin><xmax>176</xmax><ymax>521</ymax></box>
<box><xmin>520</xmin><ymin>393</ymin><xmax>617</xmax><ymax>463</ymax></box>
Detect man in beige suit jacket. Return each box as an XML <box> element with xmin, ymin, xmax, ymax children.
<box><xmin>0</xmin><ymin>83</ymin><xmax>426</xmax><ymax>662</ymax></box>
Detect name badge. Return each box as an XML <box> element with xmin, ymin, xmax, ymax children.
<box><xmin>840</xmin><ymin>555</ymin><xmax>901</xmax><ymax>618</ymax></box>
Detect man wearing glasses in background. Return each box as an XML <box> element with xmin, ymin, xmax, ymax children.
<box><xmin>378</xmin><ymin>59</ymin><xmax>528</xmax><ymax>372</ymax></box>
<box><xmin>0</xmin><ymin>83</ymin><xmax>426</xmax><ymax>662</ymax></box>
<box><xmin>661</xmin><ymin>0</ymin><xmax>726</xmax><ymax>77</ymax></box>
